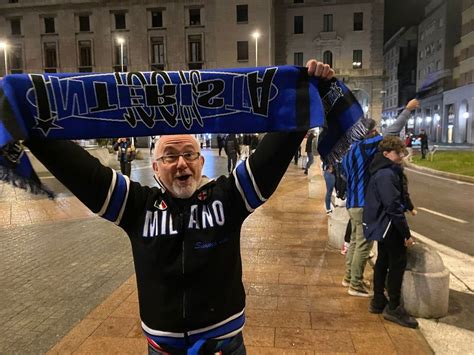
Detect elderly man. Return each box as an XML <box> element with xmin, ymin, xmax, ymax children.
<box><xmin>25</xmin><ymin>60</ymin><xmax>334</xmax><ymax>354</ymax></box>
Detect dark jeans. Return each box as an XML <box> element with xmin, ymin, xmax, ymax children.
<box><xmin>227</xmin><ymin>154</ymin><xmax>237</xmax><ymax>173</ymax></box>
<box><xmin>304</xmin><ymin>154</ymin><xmax>314</xmax><ymax>173</ymax></box>
<box><xmin>421</xmin><ymin>144</ymin><xmax>428</xmax><ymax>159</ymax></box>
<box><xmin>323</xmin><ymin>170</ymin><xmax>335</xmax><ymax>210</ymax></box>
<box><xmin>120</xmin><ymin>161</ymin><xmax>131</xmax><ymax>177</ymax></box>
<box><xmin>148</xmin><ymin>332</ymin><xmax>246</xmax><ymax>355</ymax></box>
<box><xmin>373</xmin><ymin>227</ymin><xmax>407</xmax><ymax>309</ymax></box>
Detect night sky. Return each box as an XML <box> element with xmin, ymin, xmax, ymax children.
<box><xmin>384</xmin><ymin>0</ymin><xmax>429</xmax><ymax>43</ymax></box>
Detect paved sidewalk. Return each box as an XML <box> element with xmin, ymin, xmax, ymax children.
<box><xmin>43</xmin><ymin>161</ymin><xmax>432</xmax><ymax>354</ymax></box>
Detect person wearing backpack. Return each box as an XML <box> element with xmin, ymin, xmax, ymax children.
<box><xmin>224</xmin><ymin>134</ymin><xmax>240</xmax><ymax>173</ymax></box>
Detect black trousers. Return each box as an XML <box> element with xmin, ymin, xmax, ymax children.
<box><xmin>373</xmin><ymin>226</ymin><xmax>407</xmax><ymax>309</ymax></box>
<box><xmin>227</xmin><ymin>155</ymin><xmax>237</xmax><ymax>173</ymax></box>
<box><xmin>120</xmin><ymin>161</ymin><xmax>131</xmax><ymax>177</ymax></box>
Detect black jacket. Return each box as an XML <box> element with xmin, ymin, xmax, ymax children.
<box><xmin>26</xmin><ymin>131</ymin><xmax>304</xmax><ymax>335</ymax></box>
<box><xmin>363</xmin><ymin>153</ymin><xmax>410</xmax><ymax>241</ymax></box>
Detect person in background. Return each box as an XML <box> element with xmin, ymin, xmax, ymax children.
<box><xmin>114</xmin><ymin>137</ymin><xmax>135</xmax><ymax>177</ymax></box>
<box><xmin>224</xmin><ymin>133</ymin><xmax>240</xmax><ymax>174</ymax></box>
<box><xmin>323</xmin><ymin>163</ymin><xmax>336</xmax><ymax>214</ymax></box>
<box><xmin>419</xmin><ymin>129</ymin><xmax>429</xmax><ymax>159</ymax></box>
<box><xmin>303</xmin><ymin>131</ymin><xmax>315</xmax><ymax>175</ymax></box>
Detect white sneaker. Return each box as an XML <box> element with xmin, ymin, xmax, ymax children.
<box><xmin>326</xmin><ymin>209</ymin><xmax>333</xmax><ymax>215</ymax></box>
<box><xmin>341</xmin><ymin>279</ymin><xmax>350</xmax><ymax>287</ymax></box>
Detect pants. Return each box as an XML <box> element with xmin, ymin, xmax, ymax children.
<box><xmin>344</xmin><ymin>208</ymin><xmax>373</xmax><ymax>288</ymax></box>
<box><xmin>218</xmin><ymin>146</ymin><xmax>223</xmax><ymax>156</ymax></box>
<box><xmin>120</xmin><ymin>161</ymin><xmax>131</xmax><ymax>177</ymax></box>
<box><xmin>227</xmin><ymin>154</ymin><xmax>237</xmax><ymax>173</ymax></box>
<box><xmin>421</xmin><ymin>144</ymin><xmax>428</xmax><ymax>159</ymax></box>
<box><xmin>304</xmin><ymin>154</ymin><xmax>314</xmax><ymax>173</ymax></box>
<box><xmin>373</xmin><ymin>227</ymin><xmax>407</xmax><ymax>309</ymax></box>
<box><xmin>405</xmin><ymin>147</ymin><xmax>413</xmax><ymax>162</ymax></box>
<box><xmin>148</xmin><ymin>332</ymin><xmax>246</xmax><ymax>355</ymax></box>
<box><xmin>323</xmin><ymin>170</ymin><xmax>335</xmax><ymax>211</ymax></box>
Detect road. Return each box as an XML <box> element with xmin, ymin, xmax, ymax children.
<box><xmin>405</xmin><ymin>167</ymin><xmax>474</xmax><ymax>256</ymax></box>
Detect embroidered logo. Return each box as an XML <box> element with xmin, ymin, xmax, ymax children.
<box><xmin>321</xmin><ymin>82</ymin><xmax>344</xmax><ymax>114</ymax></box>
<box><xmin>197</xmin><ymin>190</ymin><xmax>208</xmax><ymax>201</ymax></box>
<box><xmin>154</xmin><ymin>199</ymin><xmax>167</xmax><ymax>210</ymax></box>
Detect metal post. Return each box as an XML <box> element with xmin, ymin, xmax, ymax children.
<box><xmin>120</xmin><ymin>42</ymin><xmax>124</xmax><ymax>72</ymax></box>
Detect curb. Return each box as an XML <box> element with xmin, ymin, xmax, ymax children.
<box><xmin>406</xmin><ymin>162</ymin><xmax>474</xmax><ymax>183</ymax></box>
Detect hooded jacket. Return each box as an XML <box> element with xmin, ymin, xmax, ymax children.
<box><xmin>363</xmin><ymin>152</ymin><xmax>410</xmax><ymax>241</ymax></box>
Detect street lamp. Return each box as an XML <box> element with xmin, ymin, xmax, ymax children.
<box><xmin>0</xmin><ymin>41</ymin><xmax>8</xmax><ymax>76</ymax></box>
<box><xmin>252</xmin><ymin>31</ymin><xmax>260</xmax><ymax>67</ymax></box>
<box><xmin>117</xmin><ymin>37</ymin><xmax>125</xmax><ymax>72</ymax></box>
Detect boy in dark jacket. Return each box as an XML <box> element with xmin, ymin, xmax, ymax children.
<box><xmin>363</xmin><ymin>136</ymin><xmax>418</xmax><ymax>328</ymax></box>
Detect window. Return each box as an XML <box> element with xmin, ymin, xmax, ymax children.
<box><xmin>151</xmin><ymin>37</ymin><xmax>165</xmax><ymax>70</ymax></box>
<box><xmin>115</xmin><ymin>13</ymin><xmax>126</xmax><ymax>30</ymax></box>
<box><xmin>294</xmin><ymin>0</ymin><xmax>304</xmax><ymax>3</ymax></box>
<box><xmin>44</xmin><ymin>17</ymin><xmax>55</xmax><ymax>33</ymax></box>
<box><xmin>236</xmin><ymin>5</ymin><xmax>248</xmax><ymax>23</ymax></box>
<box><xmin>323</xmin><ymin>50</ymin><xmax>333</xmax><ymax>67</ymax></box>
<box><xmin>323</xmin><ymin>14</ymin><xmax>333</xmax><ymax>32</ymax></box>
<box><xmin>189</xmin><ymin>8</ymin><xmax>201</xmax><ymax>26</ymax></box>
<box><xmin>79</xmin><ymin>15</ymin><xmax>90</xmax><ymax>32</ymax></box>
<box><xmin>44</xmin><ymin>42</ymin><xmax>58</xmax><ymax>72</ymax></box>
<box><xmin>9</xmin><ymin>0</ymin><xmax>19</xmax><ymax>3</ymax></box>
<box><xmin>294</xmin><ymin>16</ymin><xmax>303</xmax><ymax>34</ymax></box>
<box><xmin>352</xmin><ymin>50</ymin><xmax>362</xmax><ymax>69</ymax></box>
<box><xmin>294</xmin><ymin>52</ymin><xmax>303</xmax><ymax>66</ymax></box>
<box><xmin>353</xmin><ymin>12</ymin><xmax>363</xmax><ymax>31</ymax></box>
<box><xmin>9</xmin><ymin>44</ymin><xmax>23</xmax><ymax>74</ymax></box>
<box><xmin>151</xmin><ymin>10</ymin><xmax>163</xmax><ymax>28</ymax></box>
<box><xmin>10</xmin><ymin>18</ymin><xmax>21</xmax><ymax>35</ymax></box>
<box><xmin>237</xmin><ymin>41</ymin><xmax>248</xmax><ymax>61</ymax></box>
<box><xmin>188</xmin><ymin>35</ymin><xmax>202</xmax><ymax>63</ymax></box>
<box><xmin>78</xmin><ymin>40</ymin><xmax>92</xmax><ymax>71</ymax></box>
<box><xmin>113</xmin><ymin>41</ymin><xmax>128</xmax><ymax>72</ymax></box>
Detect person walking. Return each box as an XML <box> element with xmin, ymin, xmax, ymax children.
<box><xmin>304</xmin><ymin>131</ymin><xmax>315</xmax><ymax>175</ymax></box>
<box><xmin>224</xmin><ymin>133</ymin><xmax>240</xmax><ymax>173</ymax></box>
<box><xmin>419</xmin><ymin>129</ymin><xmax>429</xmax><ymax>159</ymax></box>
<box><xmin>113</xmin><ymin>137</ymin><xmax>135</xmax><ymax>177</ymax></box>
<box><xmin>363</xmin><ymin>136</ymin><xmax>418</xmax><ymax>328</ymax></box>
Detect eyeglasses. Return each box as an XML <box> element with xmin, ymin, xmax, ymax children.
<box><xmin>156</xmin><ymin>151</ymin><xmax>201</xmax><ymax>164</ymax></box>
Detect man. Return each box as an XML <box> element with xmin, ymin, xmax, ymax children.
<box><xmin>363</xmin><ymin>136</ymin><xmax>418</xmax><ymax>328</ymax></box>
<box><xmin>113</xmin><ymin>137</ymin><xmax>135</xmax><ymax>177</ymax></box>
<box><xmin>342</xmin><ymin>98</ymin><xmax>419</xmax><ymax>297</ymax></box>
<box><xmin>303</xmin><ymin>131</ymin><xmax>315</xmax><ymax>175</ymax></box>
<box><xmin>419</xmin><ymin>129</ymin><xmax>429</xmax><ymax>159</ymax></box>
<box><xmin>224</xmin><ymin>133</ymin><xmax>240</xmax><ymax>174</ymax></box>
<box><xmin>25</xmin><ymin>60</ymin><xmax>335</xmax><ymax>354</ymax></box>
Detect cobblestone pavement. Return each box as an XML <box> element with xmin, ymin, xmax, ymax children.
<box><xmin>0</xmin><ymin>147</ymin><xmax>228</xmax><ymax>354</ymax></box>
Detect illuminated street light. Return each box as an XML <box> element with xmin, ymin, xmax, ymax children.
<box><xmin>416</xmin><ymin>116</ymin><xmax>422</xmax><ymax>124</ymax></box>
<box><xmin>0</xmin><ymin>41</ymin><xmax>8</xmax><ymax>76</ymax></box>
<box><xmin>117</xmin><ymin>37</ymin><xmax>125</xmax><ymax>72</ymax></box>
<box><xmin>426</xmin><ymin>116</ymin><xmax>432</xmax><ymax>123</ymax></box>
<box><xmin>463</xmin><ymin>112</ymin><xmax>470</xmax><ymax>119</ymax></box>
<box><xmin>252</xmin><ymin>31</ymin><xmax>260</xmax><ymax>67</ymax></box>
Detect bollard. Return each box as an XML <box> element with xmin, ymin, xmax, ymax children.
<box><xmin>401</xmin><ymin>243</ymin><xmax>450</xmax><ymax>318</ymax></box>
<box><xmin>327</xmin><ymin>204</ymin><xmax>349</xmax><ymax>249</ymax></box>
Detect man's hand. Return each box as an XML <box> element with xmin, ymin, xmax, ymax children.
<box><xmin>410</xmin><ymin>209</ymin><xmax>418</xmax><ymax>216</ymax></box>
<box><xmin>405</xmin><ymin>237</ymin><xmax>415</xmax><ymax>247</ymax></box>
<box><xmin>306</xmin><ymin>60</ymin><xmax>335</xmax><ymax>80</ymax></box>
<box><xmin>406</xmin><ymin>99</ymin><xmax>420</xmax><ymax>111</ymax></box>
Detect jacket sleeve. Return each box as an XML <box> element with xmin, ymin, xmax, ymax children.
<box><xmin>374</xmin><ymin>170</ymin><xmax>411</xmax><ymax>239</ymax></box>
<box><xmin>24</xmin><ymin>139</ymin><xmax>132</xmax><ymax>225</ymax></box>
<box><xmin>385</xmin><ymin>108</ymin><xmax>411</xmax><ymax>136</ymax></box>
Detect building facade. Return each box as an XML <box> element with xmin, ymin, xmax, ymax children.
<box><xmin>442</xmin><ymin>0</ymin><xmax>473</xmax><ymax>144</ymax></box>
<box><xmin>415</xmin><ymin>0</ymin><xmax>463</xmax><ymax>143</ymax></box>
<box><xmin>382</xmin><ymin>26</ymin><xmax>418</xmax><ymax>126</ymax></box>
<box><xmin>0</xmin><ymin>0</ymin><xmax>273</xmax><ymax>74</ymax></box>
<box><xmin>274</xmin><ymin>0</ymin><xmax>385</xmax><ymax>122</ymax></box>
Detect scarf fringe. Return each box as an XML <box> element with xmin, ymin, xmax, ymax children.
<box><xmin>0</xmin><ymin>165</ymin><xmax>55</xmax><ymax>199</ymax></box>
<box><xmin>323</xmin><ymin>117</ymin><xmax>371</xmax><ymax>166</ymax></box>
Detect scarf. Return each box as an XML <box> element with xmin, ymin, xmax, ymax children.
<box><xmin>0</xmin><ymin>65</ymin><xmax>366</xmax><ymax>197</ymax></box>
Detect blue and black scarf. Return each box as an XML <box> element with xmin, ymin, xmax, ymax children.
<box><xmin>0</xmin><ymin>65</ymin><xmax>367</xmax><ymax>197</ymax></box>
